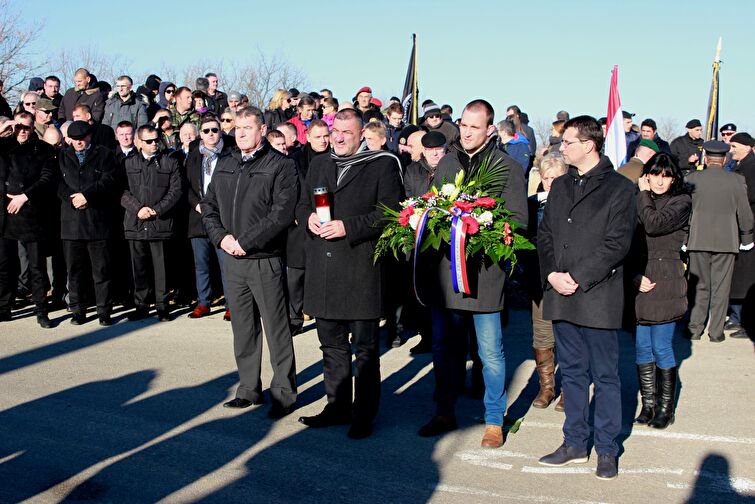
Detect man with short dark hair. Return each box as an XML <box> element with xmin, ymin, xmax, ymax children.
<box><xmin>384</xmin><ymin>102</ymin><xmax>404</xmax><ymax>153</ymax></box>
<box><xmin>0</xmin><ymin>112</ymin><xmax>58</xmax><ymax>327</ymax></box>
<box><xmin>114</xmin><ymin>121</ymin><xmax>136</xmax><ymax>163</ymax></box>
<box><xmin>671</xmin><ymin>119</ymin><xmax>704</xmax><ymax>174</ymax></box>
<box><xmin>121</xmin><ymin>124</ymin><xmax>182</xmax><ymax>322</ymax></box>
<box><xmin>58</xmin><ymin>120</ymin><xmax>120</xmax><ymax>325</ymax></box>
<box><xmin>103</xmin><ymin>75</ymin><xmax>149</xmax><ymax>131</ymax></box>
<box><xmin>204</xmin><ymin>73</ymin><xmax>229</xmax><ymax>114</ymax></box>
<box><xmin>169</xmin><ymin>87</ymin><xmax>201</xmax><ymax>130</ymax></box>
<box><xmin>202</xmin><ymin>106</ymin><xmax>298</xmax><ymax>419</ymax></box>
<box><xmin>42</xmin><ymin>76</ymin><xmax>63</xmax><ymax>115</ymax></box>
<box><xmin>297</xmin><ymin>108</ymin><xmax>402</xmax><ymax>439</ymax></box>
<box><xmin>34</xmin><ymin>98</ymin><xmax>57</xmax><ymax>138</ymax></box>
<box><xmin>628</xmin><ymin>118</ymin><xmax>670</xmax><ymax>156</ymax></box>
<box><xmin>537</xmin><ymin>115</ymin><xmax>636</xmax><ymax>479</ymax></box>
<box><xmin>59</xmin><ymin>68</ymin><xmax>105</xmax><ymax>122</ymax></box>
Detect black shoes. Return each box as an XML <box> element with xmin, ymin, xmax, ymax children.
<box><xmin>70</xmin><ymin>313</ymin><xmax>86</xmax><ymax>325</ymax></box>
<box><xmin>649</xmin><ymin>366</ymin><xmax>677</xmax><ymax>429</ymax></box>
<box><xmin>128</xmin><ymin>307</ymin><xmax>150</xmax><ymax>321</ymax></box>
<box><xmin>37</xmin><ymin>314</ymin><xmax>53</xmax><ymax>328</ymax></box>
<box><xmin>730</xmin><ymin>329</ymin><xmax>749</xmax><ymax>339</ymax></box>
<box><xmin>298</xmin><ymin>409</ymin><xmax>351</xmax><ymax>428</ymax></box>
<box><xmin>347</xmin><ymin>422</ymin><xmax>373</xmax><ymax>440</ymax></box>
<box><xmin>157</xmin><ymin>310</ymin><xmax>171</xmax><ymax>322</ymax></box>
<box><xmin>724</xmin><ymin>319</ymin><xmax>742</xmax><ymax>331</ymax></box>
<box><xmin>0</xmin><ymin>312</ymin><xmax>11</xmax><ymax>322</ymax></box>
<box><xmin>290</xmin><ymin>324</ymin><xmax>304</xmax><ymax>336</ymax></box>
<box><xmin>596</xmin><ymin>454</ymin><xmax>618</xmax><ymax>480</ymax></box>
<box><xmin>709</xmin><ymin>334</ymin><xmax>725</xmax><ymax>343</ymax></box>
<box><xmin>223</xmin><ymin>398</ymin><xmax>254</xmax><ymax>409</ymax></box>
<box><xmin>418</xmin><ymin>415</ymin><xmax>458</xmax><ymax>437</ymax></box>
<box><xmin>409</xmin><ymin>337</ymin><xmax>432</xmax><ymax>355</ymax></box>
<box><xmin>538</xmin><ymin>443</ymin><xmax>589</xmax><ymax>466</ymax></box>
<box><xmin>635</xmin><ymin>363</ymin><xmax>656</xmax><ymax>424</ymax></box>
<box><xmin>268</xmin><ymin>403</ymin><xmax>296</xmax><ymax>419</ymax></box>
<box><xmin>99</xmin><ymin>315</ymin><xmax>113</xmax><ymax>327</ymax></box>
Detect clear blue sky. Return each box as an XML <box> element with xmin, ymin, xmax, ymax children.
<box><xmin>18</xmin><ymin>0</ymin><xmax>755</xmax><ymax>136</ymax></box>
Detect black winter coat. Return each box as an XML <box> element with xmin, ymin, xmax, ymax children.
<box><xmin>0</xmin><ymin>137</ymin><xmax>58</xmax><ymax>242</ymax></box>
<box><xmin>632</xmin><ymin>191</ymin><xmax>691</xmax><ymax>324</ymax></box>
<box><xmin>58</xmin><ymin>145</ymin><xmax>121</xmax><ymax>240</ymax></box>
<box><xmin>670</xmin><ymin>134</ymin><xmax>703</xmax><ymax>174</ymax></box>
<box><xmin>286</xmin><ymin>144</ymin><xmax>328</xmax><ymax>268</ymax></box>
<box><xmin>90</xmin><ymin>123</ymin><xmax>117</xmax><ymax>150</ymax></box>
<box><xmin>185</xmin><ymin>142</ymin><xmax>234</xmax><ymax>239</ymax></box>
<box><xmin>202</xmin><ymin>143</ymin><xmax>298</xmax><ymax>259</ymax></box>
<box><xmin>121</xmin><ymin>153</ymin><xmax>182</xmax><ymax>240</ymax></box>
<box><xmin>538</xmin><ymin>156</ymin><xmax>637</xmax><ymax>329</ymax></box>
<box><xmin>296</xmin><ymin>153</ymin><xmax>403</xmax><ymax>320</ymax></box>
<box><xmin>264</xmin><ymin>109</ymin><xmax>288</xmax><ymax>131</ymax></box>
<box><xmin>59</xmin><ymin>86</ymin><xmax>105</xmax><ymax>122</ymax></box>
<box><xmin>731</xmin><ymin>151</ymin><xmax>755</xmax><ymax>300</ymax></box>
<box><xmin>404</xmin><ymin>158</ymin><xmax>436</xmax><ymax>198</ymax></box>
<box><xmin>422</xmin><ymin>137</ymin><xmax>528</xmax><ymax>312</ymax></box>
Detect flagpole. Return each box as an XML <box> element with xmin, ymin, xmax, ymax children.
<box><xmin>412</xmin><ymin>33</ymin><xmax>418</xmax><ymax>125</ymax></box>
<box><xmin>704</xmin><ymin>37</ymin><xmax>722</xmax><ymax>141</ymax></box>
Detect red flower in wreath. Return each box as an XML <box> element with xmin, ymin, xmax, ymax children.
<box><xmin>454</xmin><ymin>200</ymin><xmax>475</xmax><ymax>213</ymax></box>
<box><xmin>420</xmin><ymin>192</ymin><xmax>435</xmax><ymax>201</ymax></box>
<box><xmin>503</xmin><ymin>222</ymin><xmax>513</xmax><ymax>245</ymax></box>
<box><xmin>462</xmin><ymin>215</ymin><xmax>480</xmax><ymax>235</ymax></box>
<box><xmin>475</xmin><ymin>197</ymin><xmax>496</xmax><ymax>208</ymax></box>
<box><xmin>398</xmin><ymin>206</ymin><xmax>414</xmax><ymax>226</ymax></box>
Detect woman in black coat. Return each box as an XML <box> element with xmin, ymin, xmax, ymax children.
<box><xmin>631</xmin><ymin>153</ymin><xmax>691</xmax><ymax>430</ymax></box>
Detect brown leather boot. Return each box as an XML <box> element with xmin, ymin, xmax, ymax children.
<box><xmin>532</xmin><ymin>347</ymin><xmax>556</xmax><ymax>408</ymax></box>
<box><xmin>554</xmin><ymin>392</ymin><xmax>565</xmax><ymax>412</ymax></box>
<box><xmin>481</xmin><ymin>425</ymin><xmax>504</xmax><ymax>448</ymax></box>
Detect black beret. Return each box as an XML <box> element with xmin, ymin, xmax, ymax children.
<box><xmin>288</xmin><ymin>88</ymin><xmax>300</xmax><ymax>97</ymax></box>
<box><xmin>421</xmin><ymin>131</ymin><xmax>446</xmax><ymax>148</ymax></box>
<box><xmin>720</xmin><ymin>123</ymin><xmax>737</xmax><ymax>133</ymax></box>
<box><xmin>702</xmin><ymin>140</ymin><xmax>729</xmax><ymax>155</ymax></box>
<box><xmin>67</xmin><ymin>120</ymin><xmax>92</xmax><ymax>140</ymax></box>
<box><xmin>398</xmin><ymin>125</ymin><xmax>420</xmax><ymax>145</ymax></box>
<box><xmin>730</xmin><ymin>132</ymin><xmax>755</xmax><ymax>147</ymax></box>
<box><xmin>686</xmin><ymin>119</ymin><xmax>702</xmax><ymax>129</ymax></box>
<box><xmin>622</xmin><ymin>111</ymin><xmax>634</xmax><ymax>120</ymax></box>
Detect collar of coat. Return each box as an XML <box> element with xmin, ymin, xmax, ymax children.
<box><xmin>231</xmin><ymin>140</ymin><xmax>271</xmax><ymax>164</ymax></box>
<box><xmin>567</xmin><ymin>155</ymin><xmax>614</xmax><ymax>181</ymax></box>
<box><xmin>449</xmin><ymin>133</ymin><xmax>498</xmax><ymax>165</ymax></box>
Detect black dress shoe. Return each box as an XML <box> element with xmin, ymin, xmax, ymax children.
<box><xmin>37</xmin><ymin>314</ymin><xmax>53</xmax><ymax>328</ymax></box>
<box><xmin>128</xmin><ymin>307</ymin><xmax>150</xmax><ymax>321</ymax></box>
<box><xmin>290</xmin><ymin>324</ymin><xmax>304</xmax><ymax>336</ymax></box>
<box><xmin>0</xmin><ymin>312</ymin><xmax>11</xmax><ymax>322</ymax></box>
<box><xmin>730</xmin><ymin>328</ymin><xmax>750</xmax><ymax>339</ymax></box>
<box><xmin>298</xmin><ymin>409</ymin><xmax>351</xmax><ymax>428</ymax></box>
<box><xmin>99</xmin><ymin>315</ymin><xmax>113</xmax><ymax>327</ymax></box>
<box><xmin>70</xmin><ymin>313</ymin><xmax>86</xmax><ymax>325</ymax></box>
<box><xmin>724</xmin><ymin>320</ymin><xmax>742</xmax><ymax>331</ymax></box>
<box><xmin>223</xmin><ymin>398</ymin><xmax>254</xmax><ymax>409</ymax></box>
<box><xmin>418</xmin><ymin>415</ymin><xmax>458</xmax><ymax>437</ymax></box>
<box><xmin>410</xmin><ymin>337</ymin><xmax>432</xmax><ymax>355</ymax></box>
<box><xmin>156</xmin><ymin>310</ymin><xmax>171</xmax><ymax>322</ymax></box>
<box><xmin>268</xmin><ymin>403</ymin><xmax>296</xmax><ymax>419</ymax></box>
<box><xmin>709</xmin><ymin>334</ymin><xmax>725</xmax><ymax>343</ymax></box>
<box><xmin>347</xmin><ymin>422</ymin><xmax>373</xmax><ymax>439</ymax></box>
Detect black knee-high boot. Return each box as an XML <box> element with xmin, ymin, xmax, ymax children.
<box><xmin>649</xmin><ymin>366</ymin><xmax>677</xmax><ymax>429</ymax></box>
<box><xmin>635</xmin><ymin>363</ymin><xmax>656</xmax><ymax>424</ymax></box>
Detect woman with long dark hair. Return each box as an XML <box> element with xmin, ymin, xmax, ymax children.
<box><xmin>632</xmin><ymin>152</ymin><xmax>691</xmax><ymax>429</ymax></box>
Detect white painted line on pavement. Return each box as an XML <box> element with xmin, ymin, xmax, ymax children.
<box><xmin>0</xmin><ymin>450</ymin><xmax>24</xmax><ymax>464</ymax></box>
<box><xmin>457</xmin><ymin>452</ymin><xmax>513</xmax><ymax>470</ymax></box>
<box><xmin>433</xmin><ymin>484</ymin><xmax>609</xmax><ymax>504</ymax></box>
<box><xmin>667</xmin><ymin>483</ymin><xmax>690</xmax><ymax>489</ymax></box>
<box><xmin>457</xmin><ymin>449</ymin><xmax>536</xmax><ymax>460</ymax></box>
<box><xmin>522</xmin><ymin>420</ymin><xmax>755</xmax><ymax>445</ymax></box>
<box><xmin>621</xmin><ymin>467</ymin><xmax>684</xmax><ymax>475</ymax></box>
<box><xmin>694</xmin><ymin>471</ymin><xmax>755</xmax><ymax>493</ymax></box>
<box><xmin>522</xmin><ymin>466</ymin><xmax>593</xmax><ymax>474</ymax></box>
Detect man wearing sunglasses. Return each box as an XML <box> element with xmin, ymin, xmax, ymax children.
<box><xmin>33</xmin><ymin>98</ymin><xmax>58</xmax><ymax>138</ymax></box>
<box><xmin>421</xmin><ymin>102</ymin><xmax>459</xmax><ymax>146</ymax></box>
<box><xmin>0</xmin><ymin>112</ymin><xmax>58</xmax><ymax>327</ymax></box>
<box><xmin>121</xmin><ymin>124</ymin><xmax>182</xmax><ymax>322</ymax></box>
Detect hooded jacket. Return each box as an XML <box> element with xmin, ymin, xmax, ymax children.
<box><xmin>59</xmin><ymin>82</ymin><xmax>105</xmax><ymax>123</ymax></box>
<box><xmin>103</xmin><ymin>91</ymin><xmax>149</xmax><ymax>130</ymax></box>
<box><xmin>502</xmin><ymin>133</ymin><xmax>531</xmax><ymax>173</ymax></box>
<box><xmin>157</xmin><ymin>82</ymin><xmax>175</xmax><ymax>110</ymax></box>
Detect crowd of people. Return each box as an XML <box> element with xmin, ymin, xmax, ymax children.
<box><xmin>1</xmin><ymin>68</ymin><xmax>753</xmax><ymax>481</ymax></box>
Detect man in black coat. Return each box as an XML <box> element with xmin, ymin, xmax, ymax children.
<box><xmin>202</xmin><ymin>107</ymin><xmax>298</xmax><ymax>419</ymax></box>
<box><xmin>670</xmin><ymin>119</ymin><xmax>704</xmax><ymax>175</ymax></box>
<box><xmin>185</xmin><ymin>115</ymin><xmax>233</xmax><ymax>319</ymax></box>
<box><xmin>296</xmin><ymin>109</ymin><xmax>402</xmax><ymax>439</ymax></box>
<box><xmin>417</xmin><ymin>101</ymin><xmax>528</xmax><ymax>449</ymax></box>
<box><xmin>121</xmin><ymin>125</ymin><xmax>182</xmax><ymax>322</ymax></box>
<box><xmin>537</xmin><ymin>116</ymin><xmax>636</xmax><ymax>480</ymax></box>
<box><xmin>72</xmin><ymin>104</ymin><xmax>116</xmax><ymax>149</ymax></box>
<box><xmin>58</xmin><ymin>121</ymin><xmax>121</xmax><ymax>325</ymax></box>
<box><xmin>0</xmin><ymin>112</ymin><xmax>58</xmax><ymax>327</ymax></box>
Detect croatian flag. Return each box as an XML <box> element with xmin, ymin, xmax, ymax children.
<box><xmin>604</xmin><ymin>65</ymin><xmax>626</xmax><ymax>169</ymax></box>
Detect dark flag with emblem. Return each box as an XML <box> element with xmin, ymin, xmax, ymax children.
<box><xmin>401</xmin><ymin>34</ymin><xmax>418</xmax><ymax>126</ymax></box>
<box><xmin>704</xmin><ymin>37</ymin><xmax>722</xmax><ymax>141</ymax></box>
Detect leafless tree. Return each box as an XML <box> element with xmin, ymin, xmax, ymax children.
<box><xmin>0</xmin><ymin>0</ymin><xmax>44</xmax><ymax>96</ymax></box>
<box><xmin>532</xmin><ymin>118</ymin><xmax>552</xmax><ymax>149</ymax></box>
<box><xmin>657</xmin><ymin>116</ymin><xmax>681</xmax><ymax>142</ymax></box>
<box><xmin>227</xmin><ymin>52</ymin><xmax>307</xmax><ymax>109</ymax></box>
<box><xmin>49</xmin><ymin>45</ymin><xmax>132</xmax><ymax>90</ymax></box>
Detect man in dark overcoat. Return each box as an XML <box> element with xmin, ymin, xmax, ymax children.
<box><xmin>58</xmin><ymin>120</ymin><xmax>121</xmax><ymax>325</ymax></box>
<box><xmin>728</xmin><ymin>133</ymin><xmax>755</xmax><ymax>338</ymax></box>
<box><xmin>121</xmin><ymin>124</ymin><xmax>182</xmax><ymax>322</ymax></box>
<box><xmin>202</xmin><ymin>107</ymin><xmax>298</xmax><ymax>419</ymax></box>
<box><xmin>296</xmin><ymin>109</ymin><xmax>402</xmax><ymax>439</ymax></box>
<box><xmin>0</xmin><ymin>112</ymin><xmax>57</xmax><ymax>327</ymax></box>
<box><xmin>537</xmin><ymin>116</ymin><xmax>636</xmax><ymax>480</ymax></box>
<box><xmin>415</xmin><ymin>100</ymin><xmax>528</xmax><ymax>449</ymax></box>
<box><xmin>686</xmin><ymin>141</ymin><xmax>754</xmax><ymax>342</ymax></box>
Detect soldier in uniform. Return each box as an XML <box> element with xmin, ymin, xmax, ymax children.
<box><xmin>686</xmin><ymin>141</ymin><xmax>754</xmax><ymax>342</ymax></box>
<box><xmin>670</xmin><ymin>119</ymin><xmax>704</xmax><ymax>175</ymax></box>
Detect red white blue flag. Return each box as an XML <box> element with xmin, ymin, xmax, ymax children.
<box><xmin>604</xmin><ymin>65</ymin><xmax>626</xmax><ymax>169</ymax></box>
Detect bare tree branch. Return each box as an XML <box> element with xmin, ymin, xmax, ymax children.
<box><xmin>0</xmin><ymin>0</ymin><xmax>44</xmax><ymax>97</ymax></box>
<box><xmin>48</xmin><ymin>45</ymin><xmax>132</xmax><ymax>90</ymax></box>
<box><xmin>657</xmin><ymin>117</ymin><xmax>682</xmax><ymax>143</ymax></box>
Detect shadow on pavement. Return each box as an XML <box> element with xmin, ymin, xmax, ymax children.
<box><xmin>685</xmin><ymin>453</ymin><xmax>755</xmax><ymax>503</ymax></box>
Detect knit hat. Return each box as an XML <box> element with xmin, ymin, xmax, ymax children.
<box><xmin>730</xmin><ymin>132</ymin><xmax>755</xmax><ymax>147</ymax></box>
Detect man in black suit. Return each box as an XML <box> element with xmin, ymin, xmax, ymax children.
<box><xmin>296</xmin><ymin>109</ymin><xmax>403</xmax><ymax>439</ymax></box>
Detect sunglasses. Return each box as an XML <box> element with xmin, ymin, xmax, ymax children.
<box><xmin>15</xmin><ymin>124</ymin><xmax>32</xmax><ymax>131</ymax></box>
<box><xmin>24</xmin><ymin>102</ymin><xmax>37</xmax><ymax>106</ymax></box>
<box><xmin>220</xmin><ymin>118</ymin><xmax>233</xmax><ymax>123</ymax></box>
<box><xmin>722</xmin><ymin>131</ymin><xmax>735</xmax><ymax>136</ymax></box>
<box><xmin>141</xmin><ymin>138</ymin><xmax>159</xmax><ymax>145</ymax></box>
<box><xmin>165</xmin><ymin>89</ymin><xmax>176</xmax><ymax>94</ymax></box>
<box><xmin>202</xmin><ymin>127</ymin><xmax>220</xmax><ymax>134</ymax></box>
<box><xmin>426</xmin><ymin>114</ymin><xmax>441</xmax><ymax>119</ymax></box>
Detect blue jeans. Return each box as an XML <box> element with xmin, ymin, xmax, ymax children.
<box><xmin>635</xmin><ymin>322</ymin><xmax>676</xmax><ymax>368</ymax></box>
<box><xmin>431</xmin><ymin>309</ymin><xmax>506</xmax><ymax>426</ymax></box>
<box><xmin>191</xmin><ymin>237</ymin><xmax>227</xmax><ymax>307</ymax></box>
<box><xmin>729</xmin><ymin>304</ymin><xmax>742</xmax><ymax>325</ymax></box>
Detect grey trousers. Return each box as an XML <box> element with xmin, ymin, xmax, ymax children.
<box><xmin>688</xmin><ymin>251</ymin><xmax>736</xmax><ymax>340</ymax></box>
<box><xmin>531</xmin><ymin>299</ymin><xmax>555</xmax><ymax>349</ymax></box>
<box><xmin>224</xmin><ymin>256</ymin><xmax>297</xmax><ymax>408</ymax></box>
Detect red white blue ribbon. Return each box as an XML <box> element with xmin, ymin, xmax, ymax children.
<box><xmin>449</xmin><ymin>207</ymin><xmax>471</xmax><ymax>295</ymax></box>
<box><xmin>412</xmin><ymin>208</ymin><xmax>432</xmax><ymax>306</ymax></box>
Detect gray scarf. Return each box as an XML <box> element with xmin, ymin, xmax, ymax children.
<box><xmin>199</xmin><ymin>138</ymin><xmax>224</xmax><ymax>178</ymax></box>
<box><xmin>331</xmin><ymin>141</ymin><xmax>402</xmax><ymax>186</ymax></box>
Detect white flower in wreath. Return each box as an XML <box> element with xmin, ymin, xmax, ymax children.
<box><xmin>476</xmin><ymin>210</ymin><xmax>493</xmax><ymax>226</ymax></box>
<box><xmin>409</xmin><ymin>211</ymin><xmax>421</xmax><ymax>230</ymax></box>
<box><xmin>440</xmin><ymin>183</ymin><xmax>456</xmax><ymax>198</ymax></box>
